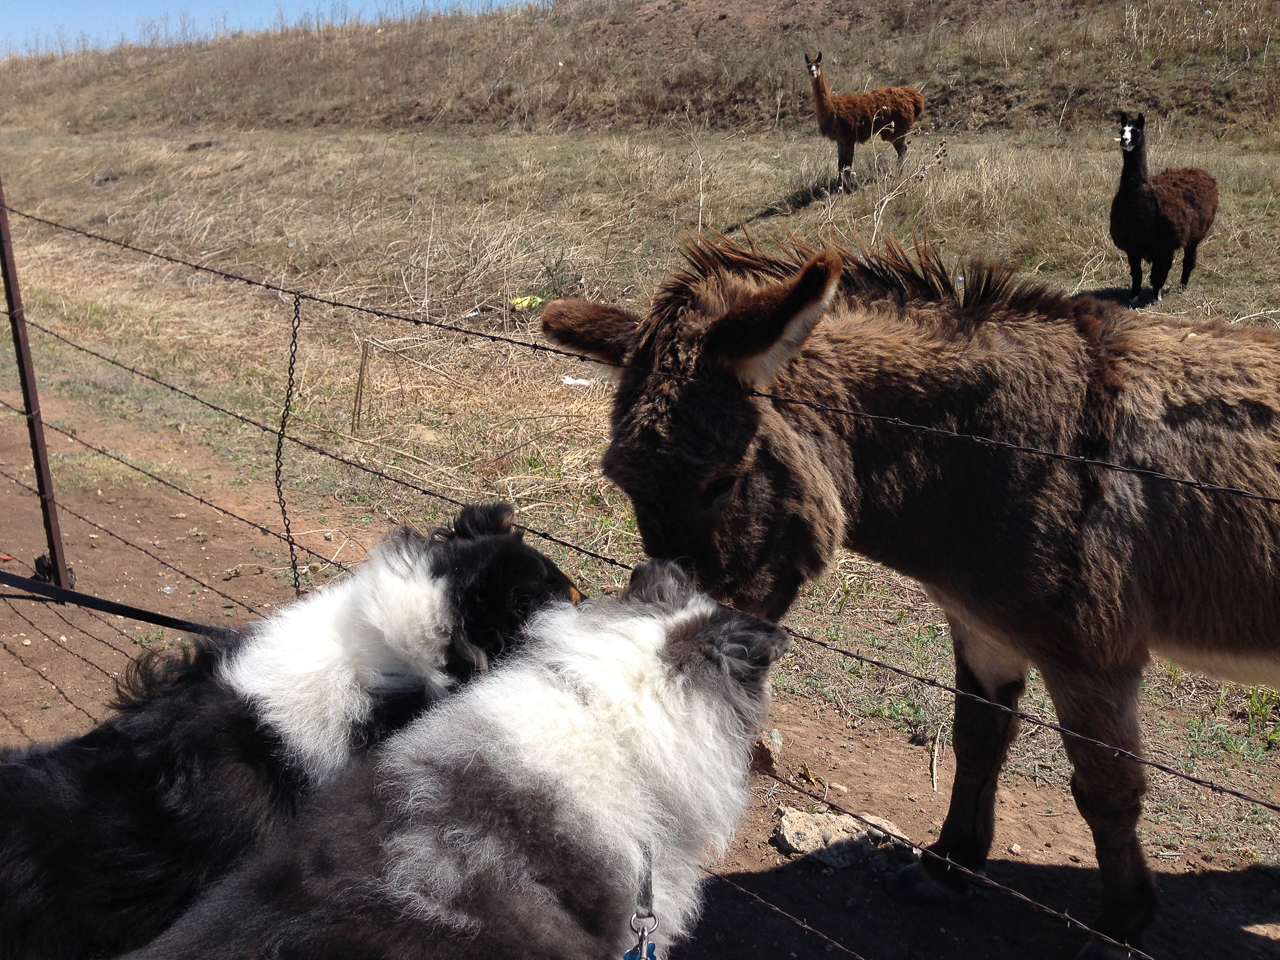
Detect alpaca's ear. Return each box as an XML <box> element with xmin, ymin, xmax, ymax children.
<box><xmin>1136</xmin><ymin>112</ymin><xmax>1145</xmax><ymax>127</ymax></box>
<box><xmin>541</xmin><ymin>299</ymin><xmax>642</xmax><ymax>374</ymax></box>
<box><xmin>816</xmin><ymin>51</ymin><xmax>823</xmax><ymax>64</ymax></box>
<box><xmin>1118</xmin><ymin>110</ymin><xmax>1128</xmax><ymax>125</ymax></box>
<box><xmin>704</xmin><ymin>250</ymin><xmax>844</xmax><ymax>388</ymax></box>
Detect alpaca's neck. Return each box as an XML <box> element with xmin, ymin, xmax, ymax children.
<box><xmin>810</xmin><ymin>73</ymin><xmax>834</xmax><ymax>125</ymax></box>
<box><xmin>1119</xmin><ymin>143</ymin><xmax>1150</xmax><ymax>191</ymax></box>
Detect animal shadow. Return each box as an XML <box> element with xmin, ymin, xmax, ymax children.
<box><xmin>672</xmin><ymin>855</ymin><xmax>1280</xmax><ymax>960</ymax></box>
<box><xmin>1075</xmin><ymin>285</ymin><xmax>1166</xmax><ymax>308</ymax></box>
<box><xmin>726</xmin><ymin>175</ymin><xmax>848</xmax><ymax>233</ymax></box>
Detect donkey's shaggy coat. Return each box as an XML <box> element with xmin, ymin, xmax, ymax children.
<box><xmin>125</xmin><ymin>561</ymin><xmax>788</xmax><ymax>960</ymax></box>
<box><xmin>0</xmin><ymin>504</ymin><xmax>579</xmax><ymax>960</ymax></box>
<box><xmin>805</xmin><ymin>52</ymin><xmax>924</xmax><ymax>189</ymax></box>
<box><xmin>1110</xmin><ymin>111</ymin><xmax>1217</xmax><ymax>305</ymax></box>
<box><xmin>542</xmin><ymin>235</ymin><xmax>1280</xmax><ymax>956</ymax></box>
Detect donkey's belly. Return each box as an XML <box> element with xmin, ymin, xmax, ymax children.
<box><xmin>1148</xmin><ymin>638</ymin><xmax>1280</xmax><ymax>689</ymax></box>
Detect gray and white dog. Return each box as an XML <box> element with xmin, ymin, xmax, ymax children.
<box><xmin>125</xmin><ymin>560</ymin><xmax>789</xmax><ymax>960</ymax></box>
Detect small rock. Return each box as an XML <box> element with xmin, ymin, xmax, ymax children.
<box><xmin>186</xmin><ymin>140</ymin><xmax>219</xmax><ymax>151</ymax></box>
<box><xmin>171</xmin><ymin>513</ymin><xmax>187</xmax><ymax>519</ymax></box>
<box><xmin>750</xmin><ymin>728</ymin><xmax>784</xmax><ymax>775</ymax></box>
<box><xmin>772</xmin><ymin>806</ymin><xmax>877</xmax><ymax>869</ymax></box>
<box><xmin>858</xmin><ymin>813</ymin><xmax>904</xmax><ymax>846</ymax></box>
<box><xmin>1008</xmin><ymin>843</ymin><xmax>1022</xmax><ymax>855</ymax></box>
<box><xmin>1069</xmin><ymin>854</ymin><xmax>1082</xmax><ymax>863</ymax></box>
<box><xmin>93</xmin><ymin>170</ymin><xmax>125</xmax><ymax>184</ymax></box>
<box><xmin>827</xmin><ymin>781</ymin><xmax>848</xmax><ymax>795</ymax></box>
<box><xmin>21</xmin><ymin>638</ymin><xmax>31</xmax><ymax>646</ymax></box>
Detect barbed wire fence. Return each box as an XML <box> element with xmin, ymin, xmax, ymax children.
<box><xmin>1</xmin><ymin>199</ymin><xmax>1276</xmax><ymax>958</ymax></box>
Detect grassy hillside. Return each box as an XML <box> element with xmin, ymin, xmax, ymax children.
<box><xmin>2</xmin><ymin>0</ymin><xmax>1278</xmax><ymax>143</ymax></box>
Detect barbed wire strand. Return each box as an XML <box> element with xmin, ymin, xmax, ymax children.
<box><xmin>1</xmin><ymin>594</ymin><xmax>117</xmax><ymax>682</ymax></box>
<box><xmin>0</xmin><ymin>546</ymin><xmax>138</xmax><ymax>662</ymax></box>
<box><xmin>0</xmin><ymin>467</ymin><xmax>259</xmax><ymax>616</ymax></box>
<box><xmin>21</xmin><ymin>318</ymin><xmax>632</xmax><ymax>571</ymax></box>
<box><xmin>0</xmin><ymin>398</ymin><xmax>348</xmax><ymax>573</ymax></box>
<box><xmin>10</xmin><ymin>317</ymin><xmax>1280</xmax><ymax>815</ymax></box>
<box><xmin>6</xmin><ymin>203</ymin><xmax>1280</xmax><ymax>510</ymax></box>
<box><xmin>787</xmin><ymin>627</ymin><xmax>1280</xmax><ymax>816</ymax></box>
<box><xmin>276</xmin><ymin>295</ymin><xmax>302</xmax><ymax>596</ymax></box>
<box><xmin>2</xmin><ymin>205</ymin><xmax>1275</xmax><ymax>951</ymax></box>
<box><xmin>700</xmin><ymin>866</ymin><xmax>869</xmax><ymax>959</ymax></box>
<box><xmin>11</xmin><ymin>318</ymin><xmax>1280</xmax><ymax>815</ymax></box>
<box><xmin>0</xmin><ymin>703</ymin><xmax>29</xmax><ymax>742</ymax></box>
<box><xmin>762</xmin><ymin>771</ymin><xmax>1153</xmax><ymax>960</ymax></box>
<box><xmin>0</xmin><ymin>603</ymin><xmax>98</xmax><ymax>723</ymax></box>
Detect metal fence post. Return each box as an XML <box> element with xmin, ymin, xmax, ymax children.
<box><xmin>0</xmin><ymin>176</ymin><xmax>70</xmax><ymax>590</ymax></box>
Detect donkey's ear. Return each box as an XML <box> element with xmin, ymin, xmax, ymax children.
<box><xmin>704</xmin><ymin>250</ymin><xmax>843</xmax><ymax>388</ymax></box>
<box><xmin>541</xmin><ymin>299</ymin><xmax>642</xmax><ymax>372</ymax></box>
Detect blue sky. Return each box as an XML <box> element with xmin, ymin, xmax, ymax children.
<box><xmin>1</xmin><ymin>2</ymin><xmax>456</xmax><ymax>56</ymax></box>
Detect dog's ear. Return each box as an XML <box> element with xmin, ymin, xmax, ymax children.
<box><xmin>623</xmin><ymin>560</ymin><xmax>698</xmax><ymax>607</ymax></box>
<box><xmin>453</xmin><ymin>503</ymin><xmax>518</xmax><ymax>540</ymax></box>
<box><xmin>374</xmin><ymin>524</ymin><xmax>433</xmax><ymax>559</ymax></box>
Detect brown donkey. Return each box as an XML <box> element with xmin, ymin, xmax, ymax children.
<box><xmin>542</xmin><ymin>234</ymin><xmax>1280</xmax><ymax>959</ymax></box>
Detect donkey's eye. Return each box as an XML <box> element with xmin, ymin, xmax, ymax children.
<box><xmin>701</xmin><ymin>474</ymin><xmax>737</xmax><ymax>508</ymax></box>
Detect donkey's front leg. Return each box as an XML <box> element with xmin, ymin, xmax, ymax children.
<box><xmin>889</xmin><ymin>617</ymin><xmax>1027</xmax><ymax>901</ymax></box>
<box><xmin>1041</xmin><ymin>664</ymin><xmax>1155</xmax><ymax>959</ymax></box>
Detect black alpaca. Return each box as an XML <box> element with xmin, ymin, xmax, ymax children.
<box><xmin>0</xmin><ymin>504</ymin><xmax>579</xmax><ymax>960</ymax></box>
<box><xmin>1109</xmin><ymin>111</ymin><xmax>1218</xmax><ymax>305</ymax></box>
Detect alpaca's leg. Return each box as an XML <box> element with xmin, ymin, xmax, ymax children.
<box><xmin>837</xmin><ymin>143</ymin><xmax>853</xmax><ymax>191</ymax></box>
<box><xmin>1149</xmin><ymin>250</ymin><xmax>1174</xmax><ymax>301</ymax></box>
<box><xmin>893</xmin><ymin>134</ymin><xmax>908</xmax><ymax>164</ymax></box>
<box><xmin>1040</xmin><ymin>663</ymin><xmax>1157</xmax><ymax>955</ymax></box>
<box><xmin>1126</xmin><ymin>252</ymin><xmax>1144</xmax><ymax>304</ymax></box>
<box><xmin>1180</xmin><ymin>241</ymin><xmax>1200</xmax><ymax>288</ymax></box>
<box><xmin>889</xmin><ymin>618</ymin><xmax>1026</xmax><ymax>899</ymax></box>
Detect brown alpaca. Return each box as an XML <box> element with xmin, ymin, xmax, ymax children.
<box><xmin>805</xmin><ymin>52</ymin><xmax>924</xmax><ymax>190</ymax></box>
<box><xmin>543</xmin><ymin>234</ymin><xmax>1280</xmax><ymax>959</ymax></box>
<box><xmin>1110</xmin><ymin>111</ymin><xmax>1218</xmax><ymax>305</ymax></box>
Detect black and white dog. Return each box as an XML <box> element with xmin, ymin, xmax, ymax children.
<box><xmin>0</xmin><ymin>503</ymin><xmax>580</xmax><ymax>960</ymax></box>
<box><xmin>125</xmin><ymin>560</ymin><xmax>789</xmax><ymax>960</ymax></box>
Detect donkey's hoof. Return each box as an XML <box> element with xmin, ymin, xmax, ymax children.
<box><xmin>886</xmin><ymin>862</ymin><xmax>967</xmax><ymax>904</ymax></box>
<box><xmin>1073</xmin><ymin>936</ymin><xmax>1139</xmax><ymax>960</ymax></box>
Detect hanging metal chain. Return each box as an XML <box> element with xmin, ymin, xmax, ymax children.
<box><xmin>275</xmin><ymin>295</ymin><xmax>302</xmax><ymax>597</ymax></box>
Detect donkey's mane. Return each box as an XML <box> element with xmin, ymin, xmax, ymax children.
<box><xmin>655</xmin><ymin>231</ymin><xmax>1082</xmax><ymax>336</ymax></box>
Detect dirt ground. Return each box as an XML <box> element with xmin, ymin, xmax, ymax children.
<box><xmin>1</xmin><ymin>393</ymin><xmax>1277</xmax><ymax>960</ymax></box>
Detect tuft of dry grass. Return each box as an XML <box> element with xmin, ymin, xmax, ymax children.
<box><xmin>2</xmin><ymin>0</ymin><xmax>1279</xmax><ymax>143</ymax></box>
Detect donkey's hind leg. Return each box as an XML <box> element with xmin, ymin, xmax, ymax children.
<box><xmin>1040</xmin><ymin>663</ymin><xmax>1156</xmax><ymax>957</ymax></box>
<box><xmin>889</xmin><ymin>617</ymin><xmax>1027</xmax><ymax>901</ymax></box>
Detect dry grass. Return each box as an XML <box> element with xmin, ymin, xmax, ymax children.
<box><xmin>0</xmin><ymin>0</ymin><xmax>1277</xmax><ymax>867</ymax></box>
<box><xmin>2</xmin><ymin>0</ymin><xmax>1279</xmax><ymax>143</ymax></box>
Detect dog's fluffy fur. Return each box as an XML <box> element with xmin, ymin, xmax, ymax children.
<box><xmin>0</xmin><ymin>503</ymin><xmax>579</xmax><ymax>960</ymax></box>
<box><xmin>127</xmin><ymin>561</ymin><xmax>789</xmax><ymax>960</ymax></box>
